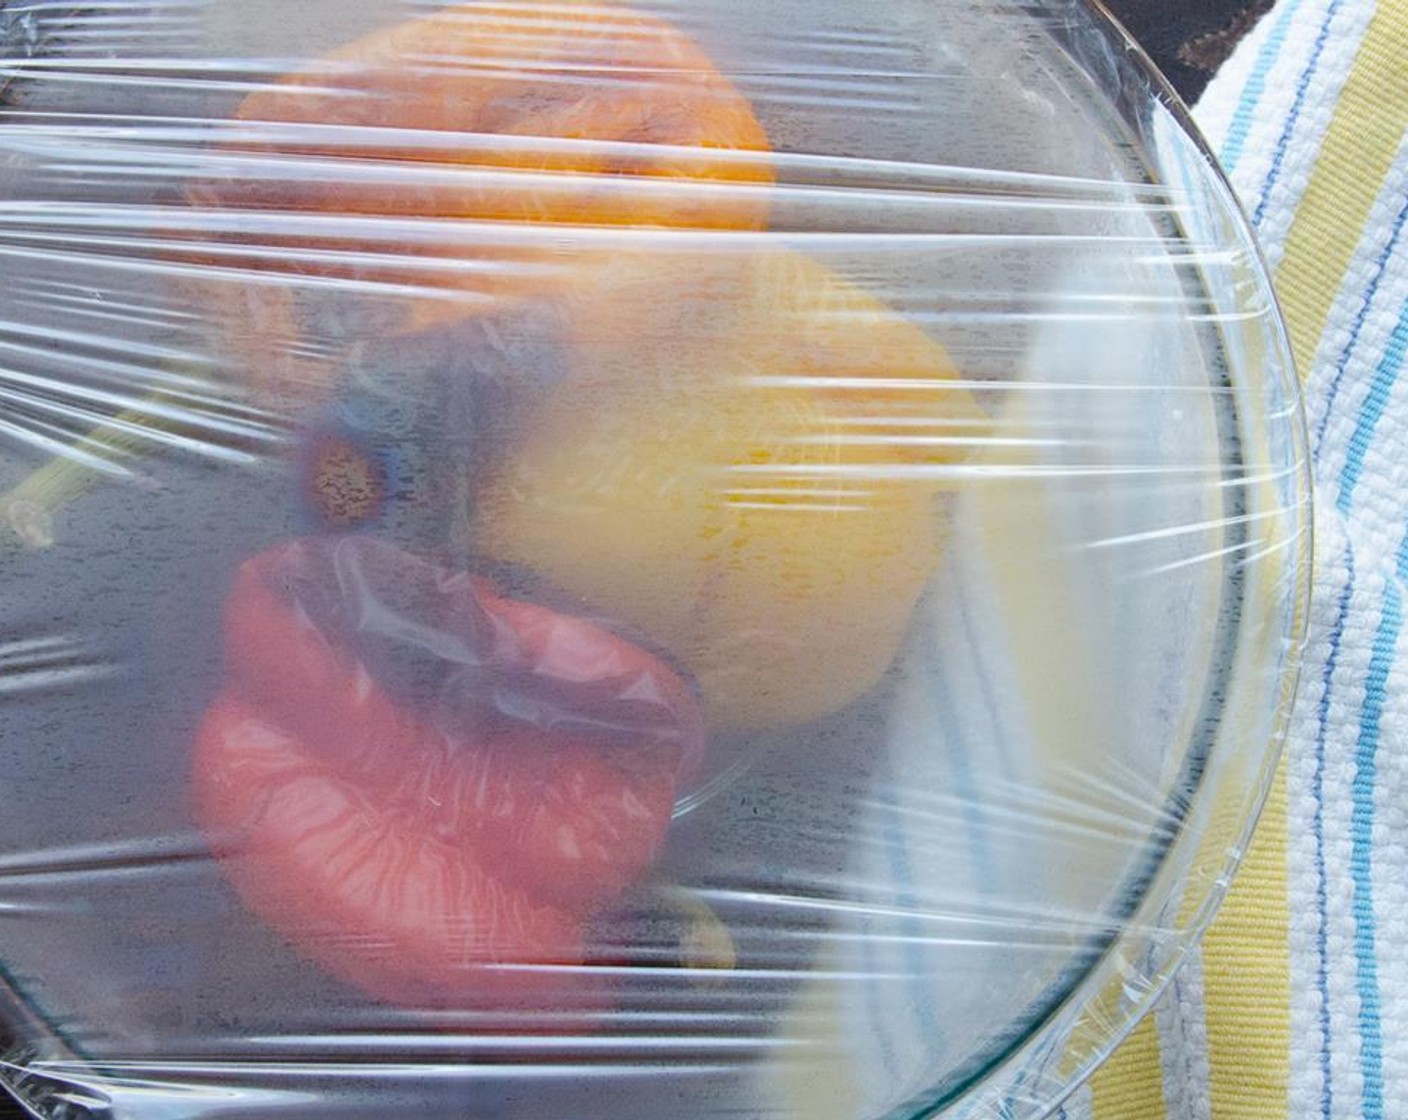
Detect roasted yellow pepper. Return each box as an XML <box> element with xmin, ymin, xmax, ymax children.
<box><xmin>474</xmin><ymin>251</ymin><xmax>988</xmax><ymax>731</ymax></box>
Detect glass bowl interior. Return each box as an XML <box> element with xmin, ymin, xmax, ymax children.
<box><xmin>0</xmin><ymin>2</ymin><xmax>1308</xmax><ymax>1119</ymax></box>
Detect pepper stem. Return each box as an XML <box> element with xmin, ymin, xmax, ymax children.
<box><xmin>0</xmin><ymin>393</ymin><xmax>188</xmax><ymax>549</ymax></box>
<box><xmin>658</xmin><ymin>882</ymin><xmax>738</xmax><ymax>976</ymax></box>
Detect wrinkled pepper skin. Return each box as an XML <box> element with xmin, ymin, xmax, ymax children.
<box><xmin>193</xmin><ymin>536</ymin><xmax>704</xmax><ymax>1011</ymax></box>
<box><xmin>179</xmin><ymin>0</ymin><xmax>774</xmax><ymax>412</ymax></box>
<box><xmin>474</xmin><ymin>251</ymin><xmax>989</xmax><ymax>732</ymax></box>
<box><xmin>214</xmin><ymin>0</ymin><xmax>774</xmax><ymax>229</ymax></box>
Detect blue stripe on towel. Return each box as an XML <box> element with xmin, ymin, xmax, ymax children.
<box><xmin>1313</xmin><ymin>543</ymin><xmax>1356</xmax><ymax>1119</ymax></box>
<box><xmin>1337</xmin><ymin>293</ymin><xmax>1408</xmax><ymax>513</ymax></box>
<box><xmin>1316</xmin><ymin>194</ymin><xmax>1408</xmax><ymax>457</ymax></box>
<box><xmin>1342</xmin><ymin>528</ymin><xmax>1408</xmax><ymax>1120</ymax></box>
<box><xmin>1350</xmin><ymin>575</ymin><xmax>1394</xmax><ymax>1120</ymax></box>
<box><xmin>1219</xmin><ymin>0</ymin><xmax>1307</xmax><ymax>175</ymax></box>
<box><xmin>1250</xmin><ymin>0</ymin><xmax>1346</xmax><ymax>230</ymax></box>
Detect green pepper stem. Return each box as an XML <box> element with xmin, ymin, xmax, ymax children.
<box><xmin>0</xmin><ymin>393</ymin><xmax>186</xmax><ymax>550</ymax></box>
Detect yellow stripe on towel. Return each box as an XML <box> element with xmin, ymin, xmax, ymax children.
<box><xmin>1100</xmin><ymin>5</ymin><xmax>1408</xmax><ymax>1117</ymax></box>
<box><xmin>1199</xmin><ymin>5</ymin><xmax>1408</xmax><ymax>1115</ymax></box>
<box><xmin>1201</xmin><ymin>764</ymin><xmax>1292</xmax><ymax>1119</ymax></box>
<box><xmin>1090</xmin><ymin>1013</ymin><xmax>1167</xmax><ymax>1119</ymax></box>
<box><xmin>1275</xmin><ymin>0</ymin><xmax>1408</xmax><ymax>380</ymax></box>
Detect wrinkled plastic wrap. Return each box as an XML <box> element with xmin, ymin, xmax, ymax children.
<box><xmin>0</xmin><ymin>2</ymin><xmax>1309</xmax><ymax>1118</ymax></box>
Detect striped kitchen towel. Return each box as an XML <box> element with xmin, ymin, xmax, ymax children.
<box><xmin>1090</xmin><ymin>0</ymin><xmax>1408</xmax><ymax>1117</ymax></box>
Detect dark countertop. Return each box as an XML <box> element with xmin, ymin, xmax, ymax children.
<box><xmin>1104</xmin><ymin>0</ymin><xmax>1276</xmax><ymax>103</ymax></box>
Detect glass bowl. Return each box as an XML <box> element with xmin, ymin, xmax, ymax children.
<box><xmin>0</xmin><ymin>2</ymin><xmax>1309</xmax><ymax>1118</ymax></box>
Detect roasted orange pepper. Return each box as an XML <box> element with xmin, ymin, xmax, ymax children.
<box><xmin>179</xmin><ymin>0</ymin><xmax>774</xmax><ymax>411</ymax></box>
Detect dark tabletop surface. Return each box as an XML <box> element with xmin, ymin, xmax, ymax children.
<box><xmin>0</xmin><ymin>1</ymin><xmax>1272</xmax><ymax>1117</ymax></box>
<box><xmin>1106</xmin><ymin>0</ymin><xmax>1276</xmax><ymax>102</ymax></box>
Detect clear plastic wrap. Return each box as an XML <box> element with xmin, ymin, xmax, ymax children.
<box><xmin>0</xmin><ymin>2</ymin><xmax>1309</xmax><ymax>1119</ymax></box>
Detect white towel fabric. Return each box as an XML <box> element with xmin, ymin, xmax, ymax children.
<box><xmin>1144</xmin><ymin>1</ymin><xmax>1408</xmax><ymax>1118</ymax></box>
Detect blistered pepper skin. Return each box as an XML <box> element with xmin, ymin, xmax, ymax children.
<box><xmin>179</xmin><ymin>0</ymin><xmax>775</xmax><ymax>413</ymax></box>
<box><xmin>193</xmin><ymin>537</ymin><xmax>704</xmax><ymax>1012</ymax></box>
<box><xmin>474</xmin><ymin>252</ymin><xmax>989</xmax><ymax>732</ymax></box>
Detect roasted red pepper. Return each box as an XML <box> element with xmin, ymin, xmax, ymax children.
<box><xmin>193</xmin><ymin>536</ymin><xmax>704</xmax><ymax>1012</ymax></box>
